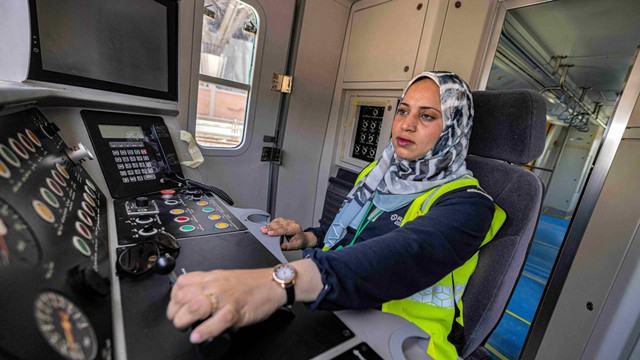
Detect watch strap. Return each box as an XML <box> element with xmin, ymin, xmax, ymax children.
<box><xmin>284</xmin><ymin>283</ymin><xmax>295</xmax><ymax>307</ymax></box>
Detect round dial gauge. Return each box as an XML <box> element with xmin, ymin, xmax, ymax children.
<box><xmin>34</xmin><ymin>291</ymin><xmax>98</xmax><ymax>360</ymax></box>
<box><xmin>0</xmin><ymin>198</ymin><xmax>42</xmax><ymax>267</ymax></box>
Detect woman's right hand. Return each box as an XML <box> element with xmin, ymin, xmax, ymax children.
<box><xmin>260</xmin><ymin>217</ymin><xmax>317</xmax><ymax>250</ymax></box>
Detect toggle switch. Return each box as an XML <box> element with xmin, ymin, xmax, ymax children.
<box><xmin>66</xmin><ymin>143</ymin><xmax>94</xmax><ymax>166</ymax></box>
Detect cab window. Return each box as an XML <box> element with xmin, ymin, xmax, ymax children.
<box><xmin>195</xmin><ymin>0</ymin><xmax>258</xmax><ymax>148</ymax></box>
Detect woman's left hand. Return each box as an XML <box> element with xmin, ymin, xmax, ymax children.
<box><xmin>166</xmin><ymin>268</ymin><xmax>286</xmax><ymax>343</ymax></box>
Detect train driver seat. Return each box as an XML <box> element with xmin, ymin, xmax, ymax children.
<box><xmin>460</xmin><ymin>89</ymin><xmax>547</xmax><ymax>359</ymax></box>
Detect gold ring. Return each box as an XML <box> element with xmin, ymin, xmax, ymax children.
<box><xmin>205</xmin><ymin>293</ymin><xmax>218</xmax><ymax>314</ymax></box>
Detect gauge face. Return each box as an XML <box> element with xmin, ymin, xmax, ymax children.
<box><xmin>0</xmin><ymin>198</ymin><xmax>42</xmax><ymax>268</ymax></box>
<box><xmin>34</xmin><ymin>291</ymin><xmax>98</xmax><ymax>360</ymax></box>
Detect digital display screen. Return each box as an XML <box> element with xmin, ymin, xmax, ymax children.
<box><xmin>28</xmin><ymin>0</ymin><xmax>177</xmax><ymax>100</ymax></box>
<box><xmin>98</xmin><ymin>124</ymin><xmax>145</xmax><ymax>139</ymax></box>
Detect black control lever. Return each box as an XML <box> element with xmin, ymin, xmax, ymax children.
<box><xmin>154</xmin><ymin>253</ymin><xmax>178</xmax><ymax>285</ymax></box>
<box><xmin>155</xmin><ymin>262</ymin><xmax>233</xmax><ymax>359</ymax></box>
<box><xmin>154</xmin><ymin>257</ymin><xmax>294</xmax><ymax>359</ymax></box>
<box><xmin>193</xmin><ymin>323</ymin><xmax>233</xmax><ymax>360</ymax></box>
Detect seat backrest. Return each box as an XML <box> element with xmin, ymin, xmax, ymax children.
<box><xmin>461</xmin><ymin>90</ymin><xmax>547</xmax><ymax>357</ymax></box>
<box><xmin>319</xmin><ymin>168</ymin><xmax>358</xmax><ymax>228</ymax></box>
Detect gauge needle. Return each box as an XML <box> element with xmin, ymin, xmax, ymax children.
<box><xmin>59</xmin><ymin>310</ymin><xmax>77</xmax><ymax>349</ymax></box>
<box><xmin>0</xmin><ymin>219</ymin><xmax>9</xmax><ymax>266</ymax></box>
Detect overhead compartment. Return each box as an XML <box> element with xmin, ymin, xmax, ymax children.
<box><xmin>343</xmin><ymin>0</ymin><xmax>429</xmax><ymax>82</ymax></box>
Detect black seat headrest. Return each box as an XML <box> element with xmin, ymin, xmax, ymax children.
<box><xmin>469</xmin><ymin>90</ymin><xmax>547</xmax><ymax>165</ymax></box>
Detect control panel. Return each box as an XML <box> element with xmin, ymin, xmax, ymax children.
<box><xmin>0</xmin><ymin>107</ymin><xmax>112</xmax><ymax>360</ymax></box>
<box><xmin>113</xmin><ymin>187</ymin><xmax>246</xmax><ymax>245</ymax></box>
<box><xmin>335</xmin><ymin>92</ymin><xmax>397</xmax><ymax>171</ymax></box>
<box><xmin>352</xmin><ymin>105</ymin><xmax>385</xmax><ymax>162</ymax></box>
<box><xmin>82</xmin><ymin>110</ymin><xmax>183</xmax><ymax>199</ymax></box>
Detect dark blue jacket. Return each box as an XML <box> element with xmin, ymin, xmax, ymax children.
<box><xmin>302</xmin><ymin>187</ymin><xmax>494</xmax><ymax>310</ymax></box>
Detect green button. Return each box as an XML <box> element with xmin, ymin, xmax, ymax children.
<box><xmin>180</xmin><ymin>225</ymin><xmax>195</xmax><ymax>232</ymax></box>
<box><xmin>1</xmin><ymin>145</ymin><xmax>19</xmax><ymax>166</ymax></box>
<box><xmin>73</xmin><ymin>236</ymin><xmax>91</xmax><ymax>257</ymax></box>
<box><xmin>41</xmin><ymin>188</ymin><xmax>59</xmax><ymax>208</ymax></box>
<box><xmin>202</xmin><ymin>207</ymin><xmax>214</xmax><ymax>213</ymax></box>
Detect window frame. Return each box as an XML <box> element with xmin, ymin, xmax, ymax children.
<box><xmin>187</xmin><ymin>0</ymin><xmax>264</xmax><ymax>156</ymax></box>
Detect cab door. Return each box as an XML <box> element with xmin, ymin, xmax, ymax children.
<box><xmin>186</xmin><ymin>0</ymin><xmax>296</xmax><ymax>210</ymax></box>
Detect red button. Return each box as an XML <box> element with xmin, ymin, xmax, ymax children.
<box><xmin>161</xmin><ymin>189</ymin><xmax>176</xmax><ymax>195</ymax></box>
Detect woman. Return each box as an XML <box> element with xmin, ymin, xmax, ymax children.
<box><xmin>167</xmin><ymin>71</ymin><xmax>505</xmax><ymax>359</ymax></box>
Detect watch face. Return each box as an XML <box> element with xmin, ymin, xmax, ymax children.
<box><xmin>274</xmin><ymin>264</ymin><xmax>295</xmax><ymax>283</ymax></box>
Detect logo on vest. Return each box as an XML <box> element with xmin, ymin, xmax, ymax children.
<box><xmin>390</xmin><ymin>213</ymin><xmax>403</xmax><ymax>227</ymax></box>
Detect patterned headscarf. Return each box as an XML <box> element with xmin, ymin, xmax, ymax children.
<box><xmin>324</xmin><ymin>71</ymin><xmax>474</xmax><ymax>248</ymax></box>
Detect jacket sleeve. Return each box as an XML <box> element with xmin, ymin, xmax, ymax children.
<box><xmin>302</xmin><ymin>189</ymin><xmax>495</xmax><ymax>310</ymax></box>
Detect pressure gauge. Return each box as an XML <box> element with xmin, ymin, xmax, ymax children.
<box><xmin>33</xmin><ymin>291</ymin><xmax>98</xmax><ymax>360</ymax></box>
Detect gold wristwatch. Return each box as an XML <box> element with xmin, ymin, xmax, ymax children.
<box><xmin>272</xmin><ymin>264</ymin><xmax>296</xmax><ymax>307</ymax></box>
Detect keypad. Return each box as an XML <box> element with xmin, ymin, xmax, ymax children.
<box><xmin>110</xmin><ymin>142</ymin><xmax>156</xmax><ymax>183</ymax></box>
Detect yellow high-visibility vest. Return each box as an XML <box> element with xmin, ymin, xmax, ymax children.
<box><xmin>330</xmin><ymin>162</ymin><xmax>506</xmax><ymax>359</ymax></box>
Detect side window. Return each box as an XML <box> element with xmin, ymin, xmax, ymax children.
<box><xmin>195</xmin><ymin>0</ymin><xmax>258</xmax><ymax>148</ymax></box>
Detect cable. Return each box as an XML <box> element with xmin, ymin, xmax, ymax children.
<box><xmin>167</xmin><ymin>174</ymin><xmax>234</xmax><ymax>206</ymax></box>
<box><xmin>186</xmin><ymin>178</ymin><xmax>234</xmax><ymax>206</ymax></box>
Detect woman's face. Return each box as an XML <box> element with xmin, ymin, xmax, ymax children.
<box><xmin>392</xmin><ymin>78</ymin><xmax>443</xmax><ymax>161</ymax></box>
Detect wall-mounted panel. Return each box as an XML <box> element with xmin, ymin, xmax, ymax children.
<box><xmin>335</xmin><ymin>91</ymin><xmax>398</xmax><ymax>171</ymax></box>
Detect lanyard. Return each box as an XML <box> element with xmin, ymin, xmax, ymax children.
<box><xmin>346</xmin><ymin>201</ymin><xmax>382</xmax><ymax>248</ymax></box>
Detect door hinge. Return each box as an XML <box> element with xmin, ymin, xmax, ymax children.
<box><xmin>271</xmin><ymin>73</ymin><xmax>293</xmax><ymax>94</ymax></box>
<box><xmin>261</xmin><ymin>146</ymin><xmax>282</xmax><ymax>164</ymax></box>
<box><xmin>263</xmin><ymin>135</ymin><xmax>277</xmax><ymax>143</ymax></box>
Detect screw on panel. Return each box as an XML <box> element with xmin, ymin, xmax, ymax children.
<box><xmin>417</xmin><ymin>3</ymin><xmax>423</xmax><ymax>10</ymax></box>
<box><xmin>586</xmin><ymin>302</ymin><xmax>594</xmax><ymax>311</ymax></box>
<box><xmin>404</xmin><ymin>66</ymin><xmax>410</xmax><ymax>72</ymax></box>
<box><xmin>455</xmin><ymin>1</ymin><xmax>462</xmax><ymax>8</ymax></box>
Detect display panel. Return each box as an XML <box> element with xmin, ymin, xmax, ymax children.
<box><xmin>98</xmin><ymin>124</ymin><xmax>145</xmax><ymax>139</ymax></box>
<box><xmin>28</xmin><ymin>0</ymin><xmax>178</xmax><ymax>101</ymax></box>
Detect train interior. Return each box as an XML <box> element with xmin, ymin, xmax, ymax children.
<box><xmin>0</xmin><ymin>0</ymin><xmax>639</xmax><ymax>359</ymax></box>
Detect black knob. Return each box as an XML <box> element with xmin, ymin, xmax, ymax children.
<box><xmin>194</xmin><ymin>331</ymin><xmax>232</xmax><ymax>360</ymax></box>
<box><xmin>154</xmin><ymin>253</ymin><xmax>176</xmax><ymax>275</ymax></box>
<box><xmin>135</xmin><ymin>196</ymin><xmax>149</xmax><ymax>207</ymax></box>
<box><xmin>67</xmin><ymin>265</ymin><xmax>110</xmax><ymax>298</ymax></box>
<box><xmin>136</xmin><ymin>215</ymin><xmax>154</xmax><ymax>224</ymax></box>
<box><xmin>139</xmin><ymin>224</ymin><xmax>158</xmax><ymax>238</ymax></box>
